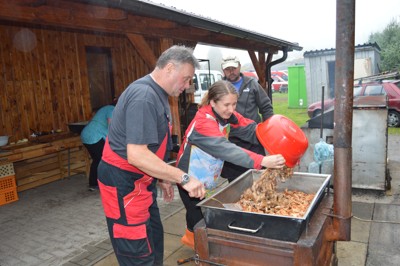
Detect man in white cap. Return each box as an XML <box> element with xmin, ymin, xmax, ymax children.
<box><xmin>220</xmin><ymin>55</ymin><xmax>274</xmax><ymax>182</ymax></box>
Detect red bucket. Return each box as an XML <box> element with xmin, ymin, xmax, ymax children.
<box><xmin>256</xmin><ymin>115</ymin><xmax>308</xmax><ymax>167</ymax></box>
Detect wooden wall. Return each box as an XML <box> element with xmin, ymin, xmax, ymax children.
<box><xmin>0</xmin><ymin>22</ymin><xmax>157</xmax><ymax>143</ymax></box>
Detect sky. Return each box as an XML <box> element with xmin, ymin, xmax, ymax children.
<box><xmin>153</xmin><ymin>0</ymin><xmax>400</xmax><ymax>62</ymax></box>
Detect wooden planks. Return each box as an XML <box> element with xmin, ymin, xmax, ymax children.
<box><xmin>0</xmin><ymin>23</ymin><xmax>156</xmax><ymax>141</ymax></box>
<box><xmin>0</xmin><ymin>134</ymin><xmax>89</xmax><ymax>191</ymax></box>
<box><xmin>14</xmin><ymin>145</ymin><xmax>88</xmax><ymax>192</ymax></box>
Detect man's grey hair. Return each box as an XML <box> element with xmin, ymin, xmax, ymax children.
<box><xmin>156</xmin><ymin>45</ymin><xmax>200</xmax><ymax>69</ymax></box>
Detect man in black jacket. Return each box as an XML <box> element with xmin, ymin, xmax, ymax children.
<box><xmin>220</xmin><ymin>55</ymin><xmax>274</xmax><ymax>182</ymax></box>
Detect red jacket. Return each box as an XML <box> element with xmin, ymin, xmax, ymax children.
<box><xmin>176</xmin><ymin>105</ymin><xmax>264</xmax><ymax>190</ymax></box>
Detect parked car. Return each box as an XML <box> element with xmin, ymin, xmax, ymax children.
<box><xmin>193</xmin><ymin>70</ymin><xmax>223</xmax><ymax>103</ymax></box>
<box><xmin>243</xmin><ymin>70</ymin><xmax>288</xmax><ymax>93</ymax></box>
<box><xmin>271</xmin><ymin>70</ymin><xmax>288</xmax><ymax>81</ymax></box>
<box><xmin>271</xmin><ymin>75</ymin><xmax>288</xmax><ymax>93</ymax></box>
<box><xmin>307</xmin><ymin>80</ymin><xmax>400</xmax><ymax>127</ymax></box>
<box><xmin>242</xmin><ymin>71</ymin><xmax>258</xmax><ymax>79</ymax></box>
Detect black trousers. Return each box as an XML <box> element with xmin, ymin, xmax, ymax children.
<box><xmin>220</xmin><ymin>137</ymin><xmax>266</xmax><ymax>183</ymax></box>
<box><xmin>83</xmin><ymin>138</ymin><xmax>105</xmax><ymax>186</ymax></box>
<box><xmin>178</xmin><ymin>183</ymin><xmax>202</xmax><ymax>232</ymax></box>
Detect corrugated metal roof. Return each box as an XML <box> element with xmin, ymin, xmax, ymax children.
<box><xmin>303</xmin><ymin>42</ymin><xmax>380</xmax><ymax>57</ymax></box>
<box><xmin>81</xmin><ymin>0</ymin><xmax>302</xmax><ymax>52</ymax></box>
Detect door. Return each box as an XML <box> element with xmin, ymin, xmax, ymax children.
<box><xmin>86</xmin><ymin>47</ymin><xmax>115</xmax><ymax>111</ymax></box>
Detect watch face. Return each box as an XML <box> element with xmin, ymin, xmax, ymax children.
<box><xmin>181</xmin><ymin>174</ymin><xmax>190</xmax><ymax>185</ymax></box>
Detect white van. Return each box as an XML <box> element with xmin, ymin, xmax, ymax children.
<box><xmin>193</xmin><ymin>70</ymin><xmax>223</xmax><ymax>103</ymax></box>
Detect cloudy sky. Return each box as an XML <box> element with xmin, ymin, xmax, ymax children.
<box><xmin>154</xmin><ymin>0</ymin><xmax>400</xmax><ymax>61</ymax></box>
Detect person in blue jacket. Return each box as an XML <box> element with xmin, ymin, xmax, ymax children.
<box><xmin>176</xmin><ymin>80</ymin><xmax>285</xmax><ymax>249</ymax></box>
<box><xmin>81</xmin><ymin>102</ymin><xmax>115</xmax><ymax>190</ymax></box>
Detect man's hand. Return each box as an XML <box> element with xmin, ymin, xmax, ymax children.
<box><xmin>182</xmin><ymin>177</ymin><xmax>206</xmax><ymax>199</ymax></box>
<box><xmin>158</xmin><ymin>181</ymin><xmax>174</xmax><ymax>203</ymax></box>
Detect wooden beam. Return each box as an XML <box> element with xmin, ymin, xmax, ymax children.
<box><xmin>247</xmin><ymin>50</ymin><xmax>276</xmax><ymax>96</ymax></box>
<box><xmin>160</xmin><ymin>39</ymin><xmax>173</xmax><ymax>52</ymax></box>
<box><xmin>248</xmin><ymin>51</ymin><xmax>262</xmax><ymax>78</ymax></box>
<box><xmin>126</xmin><ymin>33</ymin><xmax>157</xmax><ymax>69</ymax></box>
<box><xmin>258</xmin><ymin>52</ymin><xmax>267</xmax><ymax>88</ymax></box>
<box><xmin>248</xmin><ymin>50</ymin><xmax>267</xmax><ymax>89</ymax></box>
<box><xmin>0</xmin><ymin>0</ymin><xmax>282</xmax><ymax>52</ymax></box>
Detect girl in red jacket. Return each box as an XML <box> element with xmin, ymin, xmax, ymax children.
<box><xmin>176</xmin><ymin>80</ymin><xmax>285</xmax><ymax>249</ymax></box>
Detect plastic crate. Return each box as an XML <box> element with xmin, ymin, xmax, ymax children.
<box><xmin>0</xmin><ymin>163</ymin><xmax>15</xmax><ymax>179</ymax></box>
<box><xmin>0</xmin><ymin>175</ymin><xmax>18</xmax><ymax>206</ymax></box>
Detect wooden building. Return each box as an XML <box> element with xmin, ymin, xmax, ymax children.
<box><xmin>0</xmin><ymin>0</ymin><xmax>301</xmax><ymax>192</ymax></box>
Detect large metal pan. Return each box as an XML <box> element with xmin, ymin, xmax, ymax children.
<box><xmin>197</xmin><ymin>170</ymin><xmax>331</xmax><ymax>242</ymax></box>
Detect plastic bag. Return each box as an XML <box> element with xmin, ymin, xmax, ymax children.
<box><xmin>308</xmin><ymin>161</ymin><xmax>320</xmax><ymax>173</ymax></box>
<box><xmin>308</xmin><ymin>159</ymin><xmax>334</xmax><ymax>174</ymax></box>
<box><xmin>314</xmin><ymin>139</ymin><xmax>334</xmax><ymax>163</ymax></box>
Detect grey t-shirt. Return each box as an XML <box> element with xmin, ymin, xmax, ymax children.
<box><xmin>108</xmin><ymin>75</ymin><xmax>172</xmax><ymax>160</ymax></box>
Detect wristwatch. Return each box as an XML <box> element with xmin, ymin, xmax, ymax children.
<box><xmin>180</xmin><ymin>173</ymin><xmax>190</xmax><ymax>186</ymax></box>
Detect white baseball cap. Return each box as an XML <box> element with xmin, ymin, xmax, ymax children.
<box><xmin>221</xmin><ymin>55</ymin><xmax>240</xmax><ymax>69</ymax></box>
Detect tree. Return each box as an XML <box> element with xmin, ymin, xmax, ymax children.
<box><xmin>368</xmin><ymin>19</ymin><xmax>400</xmax><ymax>72</ymax></box>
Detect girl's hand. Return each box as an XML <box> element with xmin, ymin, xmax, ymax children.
<box><xmin>261</xmin><ymin>154</ymin><xmax>286</xmax><ymax>169</ymax></box>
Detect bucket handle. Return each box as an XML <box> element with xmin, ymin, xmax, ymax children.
<box><xmin>227</xmin><ymin>221</ymin><xmax>264</xmax><ymax>233</ymax></box>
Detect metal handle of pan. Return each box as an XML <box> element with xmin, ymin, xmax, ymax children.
<box><xmin>227</xmin><ymin>221</ymin><xmax>264</xmax><ymax>233</ymax></box>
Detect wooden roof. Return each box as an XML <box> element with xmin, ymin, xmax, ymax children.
<box><xmin>82</xmin><ymin>0</ymin><xmax>303</xmax><ymax>53</ymax></box>
<box><xmin>0</xmin><ymin>0</ymin><xmax>302</xmax><ymax>84</ymax></box>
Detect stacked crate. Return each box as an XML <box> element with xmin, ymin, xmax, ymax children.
<box><xmin>0</xmin><ymin>163</ymin><xmax>18</xmax><ymax>206</ymax></box>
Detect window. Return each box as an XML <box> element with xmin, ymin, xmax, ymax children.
<box><xmin>354</xmin><ymin>86</ymin><xmax>363</xmax><ymax>96</ymax></box>
<box><xmin>200</xmin><ymin>74</ymin><xmax>215</xmax><ymax>91</ymax></box>
<box><xmin>193</xmin><ymin>75</ymin><xmax>199</xmax><ymax>91</ymax></box>
<box><xmin>364</xmin><ymin>85</ymin><xmax>384</xmax><ymax>96</ymax></box>
<box><xmin>273</xmin><ymin>76</ymin><xmax>283</xmax><ymax>82</ymax></box>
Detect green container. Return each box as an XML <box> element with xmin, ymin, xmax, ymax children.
<box><xmin>288</xmin><ymin>65</ymin><xmax>307</xmax><ymax>108</ymax></box>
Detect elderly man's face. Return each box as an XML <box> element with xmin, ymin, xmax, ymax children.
<box><xmin>167</xmin><ymin>62</ymin><xmax>195</xmax><ymax>97</ymax></box>
<box><xmin>223</xmin><ymin>66</ymin><xmax>241</xmax><ymax>82</ymax></box>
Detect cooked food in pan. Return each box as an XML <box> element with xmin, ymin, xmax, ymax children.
<box><xmin>237</xmin><ymin>167</ymin><xmax>315</xmax><ymax>217</ymax></box>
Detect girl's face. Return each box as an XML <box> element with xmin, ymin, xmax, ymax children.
<box><xmin>210</xmin><ymin>93</ymin><xmax>238</xmax><ymax>120</ymax></box>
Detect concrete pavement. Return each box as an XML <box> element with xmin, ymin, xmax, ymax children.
<box><xmin>0</xmin><ymin>172</ymin><xmax>193</xmax><ymax>266</ymax></box>
<box><xmin>0</xmin><ymin>135</ymin><xmax>399</xmax><ymax>266</ymax></box>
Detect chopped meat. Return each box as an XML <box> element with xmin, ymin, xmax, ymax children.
<box><xmin>237</xmin><ymin>167</ymin><xmax>314</xmax><ymax>218</ymax></box>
